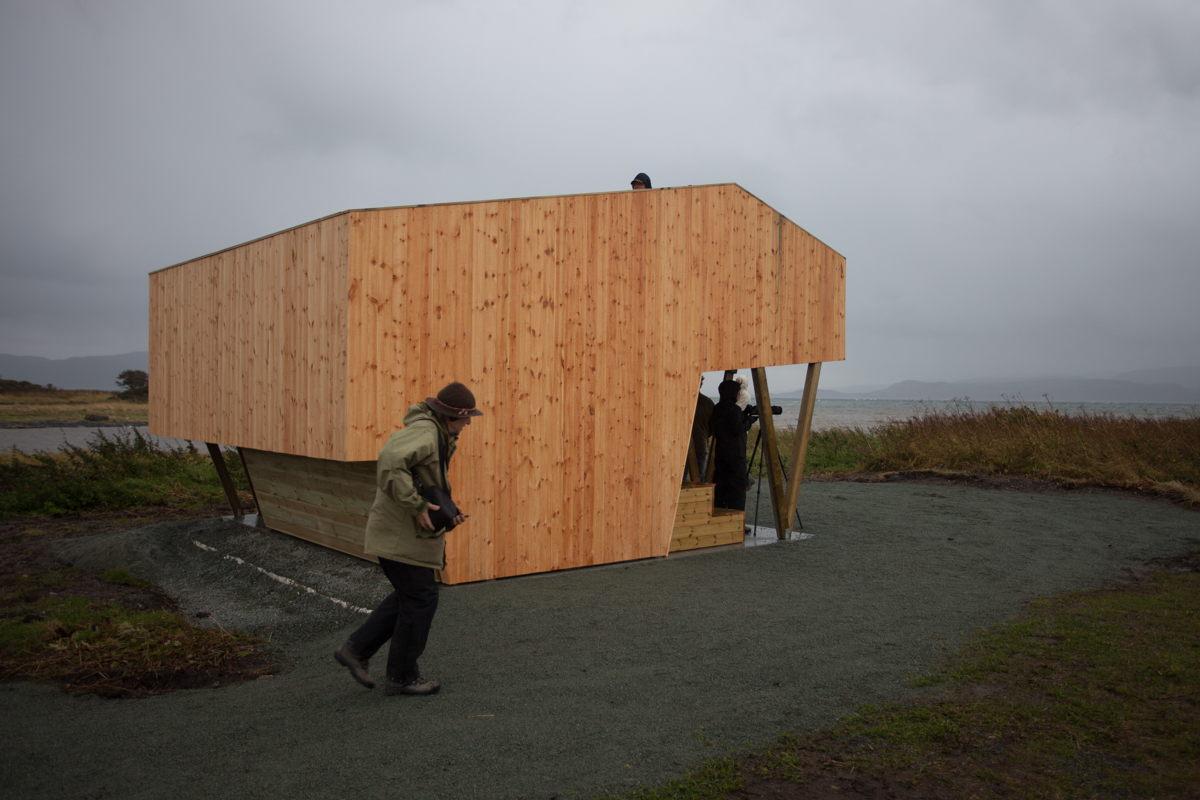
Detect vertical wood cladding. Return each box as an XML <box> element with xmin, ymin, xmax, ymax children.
<box><xmin>149</xmin><ymin>184</ymin><xmax>845</xmax><ymax>583</ymax></box>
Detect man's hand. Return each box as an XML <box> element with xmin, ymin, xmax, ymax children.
<box><xmin>417</xmin><ymin>505</ymin><xmax>439</xmax><ymax>531</ymax></box>
<box><xmin>417</xmin><ymin>505</ymin><xmax>468</xmax><ymax>531</ymax></box>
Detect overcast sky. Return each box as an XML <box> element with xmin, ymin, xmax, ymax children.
<box><xmin>1</xmin><ymin>0</ymin><xmax>1197</xmax><ymax>392</ymax></box>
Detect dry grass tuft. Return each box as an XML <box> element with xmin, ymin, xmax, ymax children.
<box><xmin>750</xmin><ymin>402</ymin><xmax>1200</xmax><ymax>503</ymax></box>
<box><xmin>0</xmin><ymin>594</ymin><xmax>279</xmax><ymax>698</ymax></box>
<box><xmin>861</xmin><ymin>402</ymin><xmax>1200</xmax><ymax>494</ymax></box>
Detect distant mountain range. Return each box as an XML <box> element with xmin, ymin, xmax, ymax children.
<box><xmin>4</xmin><ymin>351</ymin><xmax>1199</xmax><ymax>405</ymax></box>
<box><xmin>784</xmin><ymin>367</ymin><xmax>1200</xmax><ymax>404</ymax></box>
<box><xmin>0</xmin><ymin>352</ymin><xmax>149</xmax><ymax>390</ymax></box>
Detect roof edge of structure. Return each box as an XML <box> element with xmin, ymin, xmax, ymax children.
<box><xmin>150</xmin><ymin>183</ymin><xmax>839</xmax><ymax>275</ymax></box>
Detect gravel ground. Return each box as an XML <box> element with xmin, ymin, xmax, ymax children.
<box><xmin>2</xmin><ymin>482</ymin><xmax>1198</xmax><ymax>800</ymax></box>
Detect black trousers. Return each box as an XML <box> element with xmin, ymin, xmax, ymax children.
<box><xmin>713</xmin><ymin>480</ymin><xmax>746</xmax><ymax>511</ymax></box>
<box><xmin>347</xmin><ymin>558</ymin><xmax>439</xmax><ymax>682</ymax></box>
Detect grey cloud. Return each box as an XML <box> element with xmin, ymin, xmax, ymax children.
<box><xmin>0</xmin><ymin>0</ymin><xmax>1196</xmax><ymax>390</ymax></box>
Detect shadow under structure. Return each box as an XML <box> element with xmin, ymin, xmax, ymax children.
<box><xmin>148</xmin><ymin>183</ymin><xmax>845</xmax><ymax>584</ymax></box>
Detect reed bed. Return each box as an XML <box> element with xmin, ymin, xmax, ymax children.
<box><xmin>749</xmin><ymin>403</ymin><xmax>1200</xmax><ymax>506</ymax></box>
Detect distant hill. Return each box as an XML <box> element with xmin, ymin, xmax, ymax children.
<box><xmin>1112</xmin><ymin>366</ymin><xmax>1200</xmax><ymax>392</ymax></box>
<box><xmin>0</xmin><ymin>352</ymin><xmax>149</xmax><ymax>391</ymax></box>
<box><xmin>859</xmin><ymin>379</ymin><xmax>1200</xmax><ymax>403</ymax></box>
<box><xmin>784</xmin><ymin>370</ymin><xmax>1200</xmax><ymax>403</ymax></box>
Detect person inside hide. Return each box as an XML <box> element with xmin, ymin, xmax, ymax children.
<box><xmin>630</xmin><ymin>172</ymin><xmax>652</xmax><ymax>190</ymax></box>
<box><xmin>734</xmin><ymin>374</ymin><xmax>752</xmax><ymax>410</ymax></box>
<box><xmin>709</xmin><ymin>378</ymin><xmax>757</xmax><ymax>511</ymax></box>
<box><xmin>334</xmin><ymin>381</ymin><xmax>482</xmax><ymax>697</ymax></box>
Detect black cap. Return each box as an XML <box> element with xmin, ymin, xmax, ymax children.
<box><xmin>631</xmin><ymin>172</ymin><xmax>652</xmax><ymax>189</ymax></box>
<box><xmin>426</xmin><ymin>382</ymin><xmax>484</xmax><ymax>418</ymax></box>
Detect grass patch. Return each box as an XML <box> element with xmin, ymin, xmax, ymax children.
<box><xmin>100</xmin><ymin>566</ymin><xmax>155</xmax><ymax>590</ymax></box>
<box><xmin>599</xmin><ymin>554</ymin><xmax>1200</xmax><ymax>799</ymax></box>
<box><xmin>0</xmin><ymin>428</ymin><xmax>251</xmax><ymax>516</ymax></box>
<box><xmin>0</xmin><ymin>389</ymin><xmax>148</xmax><ymax>424</ymax></box>
<box><xmin>0</xmin><ymin>593</ymin><xmax>277</xmax><ymax>697</ymax></box>
<box><xmin>595</xmin><ymin>758</ymin><xmax>744</xmax><ymax>800</ymax></box>
<box><xmin>749</xmin><ymin>402</ymin><xmax>1200</xmax><ymax>504</ymax></box>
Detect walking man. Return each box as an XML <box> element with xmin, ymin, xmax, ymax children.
<box><xmin>334</xmin><ymin>381</ymin><xmax>483</xmax><ymax>696</ymax></box>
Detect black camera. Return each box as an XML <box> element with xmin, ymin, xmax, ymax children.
<box><xmin>745</xmin><ymin>405</ymin><xmax>783</xmax><ymax>417</ymax></box>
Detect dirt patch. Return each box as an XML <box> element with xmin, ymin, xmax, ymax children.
<box><xmin>731</xmin><ymin>755</ymin><xmax>944</xmax><ymax>800</ymax></box>
<box><xmin>0</xmin><ymin>506</ymin><xmax>281</xmax><ymax>698</ymax></box>
<box><xmin>0</xmin><ymin>506</ymin><xmax>232</xmax><ymax>603</ymax></box>
<box><xmin>0</xmin><ymin>505</ymin><xmax>235</xmax><ymax>542</ymax></box>
<box><xmin>810</xmin><ymin>468</ymin><xmax>1195</xmax><ymax>507</ymax></box>
<box><xmin>1148</xmin><ymin>549</ymin><xmax>1200</xmax><ymax>573</ymax></box>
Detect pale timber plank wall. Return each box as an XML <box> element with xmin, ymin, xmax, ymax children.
<box><xmin>342</xmin><ymin>185</ymin><xmax>843</xmax><ymax>583</ymax></box>
<box><xmin>149</xmin><ymin>216</ymin><xmax>350</xmax><ymax>459</ymax></box>
<box><xmin>150</xmin><ymin>183</ymin><xmax>844</xmax><ymax>584</ymax></box>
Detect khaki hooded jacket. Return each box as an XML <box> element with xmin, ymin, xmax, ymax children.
<box><xmin>363</xmin><ymin>402</ymin><xmax>458</xmax><ymax>569</ymax></box>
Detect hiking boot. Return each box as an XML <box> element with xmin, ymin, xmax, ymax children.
<box><xmin>384</xmin><ymin>676</ymin><xmax>441</xmax><ymax>696</ymax></box>
<box><xmin>333</xmin><ymin>642</ymin><xmax>376</xmax><ymax>689</ymax></box>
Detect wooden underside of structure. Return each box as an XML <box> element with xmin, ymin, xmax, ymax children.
<box><xmin>151</xmin><ymin>183</ymin><xmax>844</xmax><ymax>583</ymax></box>
<box><xmin>243</xmin><ymin>451</ymin><xmax>742</xmax><ymax>579</ymax></box>
<box><xmin>241</xmin><ymin>448</ymin><xmax>377</xmax><ymax>563</ymax></box>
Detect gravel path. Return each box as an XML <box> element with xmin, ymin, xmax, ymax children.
<box><xmin>2</xmin><ymin>482</ymin><xmax>1198</xmax><ymax>800</ymax></box>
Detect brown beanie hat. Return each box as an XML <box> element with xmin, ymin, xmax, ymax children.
<box><xmin>426</xmin><ymin>382</ymin><xmax>483</xmax><ymax>419</ymax></box>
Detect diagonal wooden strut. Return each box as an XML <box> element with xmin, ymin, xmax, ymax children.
<box><xmin>782</xmin><ymin>363</ymin><xmax>821</xmax><ymax>535</ymax></box>
<box><xmin>685</xmin><ymin>438</ymin><xmax>701</xmax><ymax>484</ymax></box>
<box><xmin>206</xmin><ymin>442</ymin><xmax>243</xmax><ymax>518</ymax></box>
<box><xmin>749</xmin><ymin>368</ymin><xmax>789</xmax><ymax>538</ymax></box>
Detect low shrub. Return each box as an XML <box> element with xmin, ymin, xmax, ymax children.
<box><xmin>0</xmin><ymin>429</ymin><xmax>250</xmax><ymax>516</ymax></box>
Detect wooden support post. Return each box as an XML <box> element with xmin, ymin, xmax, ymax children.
<box><xmin>686</xmin><ymin>438</ymin><xmax>701</xmax><ymax>484</ymax></box>
<box><xmin>237</xmin><ymin>447</ymin><xmax>267</xmax><ymax>528</ymax></box>
<box><xmin>206</xmin><ymin>443</ymin><xmax>242</xmax><ymax>519</ymax></box>
<box><xmin>704</xmin><ymin>434</ymin><xmax>717</xmax><ymax>482</ymax></box>
<box><xmin>749</xmin><ymin>368</ymin><xmax>789</xmax><ymax>538</ymax></box>
<box><xmin>782</xmin><ymin>362</ymin><xmax>821</xmax><ymax>535</ymax></box>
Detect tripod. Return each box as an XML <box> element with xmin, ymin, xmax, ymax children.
<box><xmin>747</xmin><ymin>427</ymin><xmax>803</xmax><ymax>534</ymax></box>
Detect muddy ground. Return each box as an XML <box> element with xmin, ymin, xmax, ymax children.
<box><xmin>1</xmin><ymin>481</ymin><xmax>1199</xmax><ymax>799</ymax></box>
<box><xmin>0</xmin><ymin>506</ymin><xmax>285</xmax><ymax>697</ymax></box>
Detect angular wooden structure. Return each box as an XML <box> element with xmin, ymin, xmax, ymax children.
<box><xmin>149</xmin><ymin>184</ymin><xmax>844</xmax><ymax>583</ymax></box>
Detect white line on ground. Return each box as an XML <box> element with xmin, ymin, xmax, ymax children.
<box><xmin>191</xmin><ymin>540</ymin><xmax>372</xmax><ymax>614</ymax></box>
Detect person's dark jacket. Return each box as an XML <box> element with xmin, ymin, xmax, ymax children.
<box><xmin>710</xmin><ymin>380</ymin><xmax>755</xmax><ymax>488</ymax></box>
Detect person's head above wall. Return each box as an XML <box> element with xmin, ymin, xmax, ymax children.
<box><xmin>426</xmin><ymin>381</ymin><xmax>483</xmax><ymax>433</ymax></box>
<box><xmin>426</xmin><ymin>381</ymin><xmax>483</xmax><ymax>419</ymax></box>
<box><xmin>630</xmin><ymin>172</ymin><xmax>652</xmax><ymax>190</ymax></box>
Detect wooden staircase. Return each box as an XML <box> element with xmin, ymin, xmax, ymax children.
<box><xmin>669</xmin><ymin>482</ymin><xmax>746</xmax><ymax>552</ymax></box>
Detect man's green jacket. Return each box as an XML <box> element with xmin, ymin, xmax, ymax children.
<box><xmin>363</xmin><ymin>402</ymin><xmax>457</xmax><ymax>569</ymax></box>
